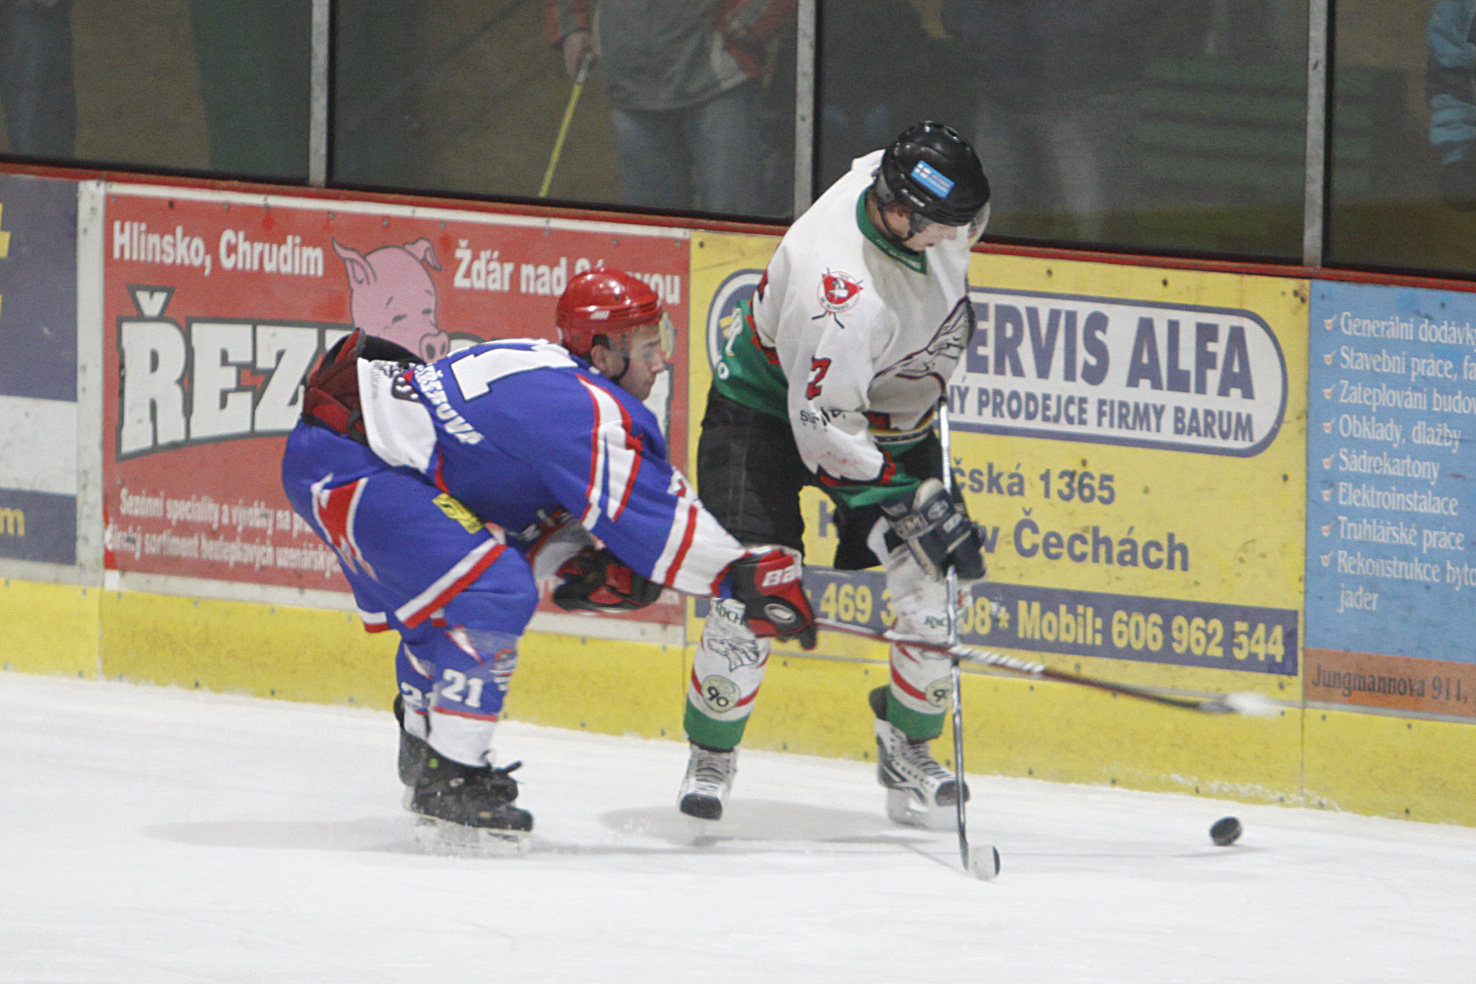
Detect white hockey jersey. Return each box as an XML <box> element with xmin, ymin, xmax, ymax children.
<box><xmin>711</xmin><ymin>150</ymin><xmax>975</xmax><ymax>507</ymax></box>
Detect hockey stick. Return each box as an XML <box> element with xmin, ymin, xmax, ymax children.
<box><xmin>539</xmin><ymin>51</ymin><xmax>592</xmax><ymax>198</ymax></box>
<box><xmin>814</xmin><ymin>615</ymin><xmax>1277</xmax><ymax>717</ymax></box>
<box><xmin>936</xmin><ymin>398</ymin><xmax>999</xmax><ymax>880</ymax></box>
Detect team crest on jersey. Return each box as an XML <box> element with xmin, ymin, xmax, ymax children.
<box><xmin>818</xmin><ymin>270</ymin><xmax>863</xmax><ymax>315</ymax></box>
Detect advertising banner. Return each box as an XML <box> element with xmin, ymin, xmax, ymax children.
<box><xmin>693</xmin><ymin>242</ymin><xmax>1305</xmax><ymax>684</ymax></box>
<box><xmin>0</xmin><ymin>172</ymin><xmax>78</xmax><ymax>564</ymax></box>
<box><xmin>1306</xmin><ymin>280</ymin><xmax>1476</xmax><ymax>717</ymax></box>
<box><xmin>932</xmin><ymin>261</ymin><xmax>1304</xmax><ymax>677</ymax></box>
<box><xmin>102</xmin><ymin>186</ymin><xmax>689</xmax><ymax>624</ymax></box>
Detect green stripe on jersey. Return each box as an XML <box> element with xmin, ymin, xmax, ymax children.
<box><xmin>710</xmin><ymin>295</ymin><xmax>788</xmax><ymax>419</ymax></box>
<box><xmin>856</xmin><ymin>190</ymin><xmax>926</xmax><ymax>274</ymax></box>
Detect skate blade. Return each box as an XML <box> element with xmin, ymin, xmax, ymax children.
<box><xmin>678</xmin><ymin>793</ymin><xmax>724</xmax><ymax>822</ymax></box>
<box><xmin>885</xmin><ymin>788</ymin><xmax>958</xmax><ymax>831</ymax></box>
<box><xmin>412</xmin><ymin>817</ymin><xmax>531</xmax><ymax>857</ymax></box>
<box><xmin>678</xmin><ymin>800</ymin><xmax>725</xmax><ymax>845</ymax></box>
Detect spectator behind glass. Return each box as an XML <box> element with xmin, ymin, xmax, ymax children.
<box><xmin>546</xmin><ymin>0</ymin><xmax>793</xmax><ymax>216</ymax></box>
<box><xmin>0</xmin><ymin>0</ymin><xmax>75</xmax><ymax>158</ymax></box>
<box><xmin>1429</xmin><ymin>0</ymin><xmax>1476</xmax><ymax>209</ymax></box>
<box><xmin>190</xmin><ymin>0</ymin><xmax>311</xmax><ymax>178</ymax></box>
<box><xmin>818</xmin><ymin>0</ymin><xmax>972</xmax><ymax>184</ymax></box>
<box><xmin>940</xmin><ymin>0</ymin><xmax>1169</xmax><ymax>242</ymax></box>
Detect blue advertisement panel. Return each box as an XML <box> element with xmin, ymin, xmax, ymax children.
<box><xmin>0</xmin><ymin>172</ymin><xmax>78</xmax><ymax>565</ymax></box>
<box><xmin>0</xmin><ymin>489</ymin><xmax>75</xmax><ymax>564</ymax></box>
<box><xmin>0</xmin><ymin>173</ymin><xmax>76</xmax><ymax>401</ymax></box>
<box><xmin>1306</xmin><ymin>280</ymin><xmax>1476</xmax><ymax>716</ymax></box>
<box><xmin>703</xmin><ymin>569</ymin><xmax>1299</xmax><ymax>676</ymax></box>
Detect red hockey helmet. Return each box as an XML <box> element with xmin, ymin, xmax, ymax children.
<box><xmin>556</xmin><ymin>268</ymin><xmax>668</xmax><ymax>358</ymax></box>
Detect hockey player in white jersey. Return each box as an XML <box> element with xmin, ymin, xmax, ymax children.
<box><xmin>282</xmin><ymin>268</ymin><xmax>816</xmax><ymax>851</ymax></box>
<box><xmin>681</xmin><ymin>122</ymin><xmax>991</xmax><ymax>827</ymax></box>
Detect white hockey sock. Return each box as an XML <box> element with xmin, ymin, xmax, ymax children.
<box><xmin>426</xmin><ymin>709</ymin><xmax>497</xmax><ymax>768</ymax></box>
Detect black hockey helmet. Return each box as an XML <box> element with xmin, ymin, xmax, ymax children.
<box><xmin>874</xmin><ymin>121</ymin><xmax>990</xmax><ymax>231</ymax></box>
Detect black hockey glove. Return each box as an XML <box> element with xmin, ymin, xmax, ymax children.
<box><xmin>552</xmin><ymin>547</ymin><xmax>664</xmax><ymax>613</ymax></box>
<box><xmin>879</xmin><ymin>478</ymin><xmax>987</xmax><ymax>582</ymax></box>
<box><xmin>726</xmin><ymin>548</ymin><xmax>817</xmax><ymax>650</ymax></box>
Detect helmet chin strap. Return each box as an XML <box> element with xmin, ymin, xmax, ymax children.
<box><xmin>868</xmin><ymin>191</ymin><xmax>910</xmax><ymax>249</ymax></box>
<box><xmin>606</xmin><ymin>355</ymin><xmax>632</xmax><ymax>387</ymax></box>
<box><xmin>907</xmin><ymin>210</ymin><xmax>940</xmax><ymax>238</ymax></box>
<box><xmin>871</xmin><ymin>190</ymin><xmax>937</xmax><ymax>250</ymax></box>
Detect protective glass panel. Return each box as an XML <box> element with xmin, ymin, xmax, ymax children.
<box><xmin>332</xmin><ymin>1</ymin><xmax>797</xmax><ymax>219</ymax></box>
<box><xmin>0</xmin><ymin>0</ymin><xmax>311</xmax><ymax>180</ymax></box>
<box><xmin>816</xmin><ymin>1</ymin><xmax>1308</xmax><ymax>258</ymax></box>
<box><xmin>1328</xmin><ymin>0</ymin><xmax>1476</xmax><ymax>275</ymax></box>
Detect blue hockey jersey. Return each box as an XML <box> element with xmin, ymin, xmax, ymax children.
<box><xmin>284</xmin><ymin>338</ymin><xmax>747</xmax><ymax>634</ymax></box>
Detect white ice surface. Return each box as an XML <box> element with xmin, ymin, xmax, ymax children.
<box><xmin>3</xmin><ymin>671</ymin><xmax>1475</xmax><ymax>984</ymax></box>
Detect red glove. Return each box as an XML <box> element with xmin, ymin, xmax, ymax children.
<box><xmin>725</xmin><ymin>548</ymin><xmax>816</xmax><ymax>650</ymax></box>
<box><xmin>552</xmin><ymin>548</ymin><xmax>663</xmax><ymax>613</ymax></box>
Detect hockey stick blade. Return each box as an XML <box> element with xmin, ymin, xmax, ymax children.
<box><xmin>1205</xmin><ymin>691</ymin><xmax>1279</xmax><ymax>717</ymax></box>
<box><xmin>813</xmin><ymin>617</ymin><xmax>1277</xmax><ymax>717</ymax></box>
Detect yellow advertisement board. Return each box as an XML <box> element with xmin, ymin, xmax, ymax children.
<box><xmin>939</xmin><ymin>253</ymin><xmax>1309</xmax><ymax>700</ymax></box>
<box><xmin>691</xmin><ymin>237</ymin><xmax>1307</xmax><ymax>698</ymax></box>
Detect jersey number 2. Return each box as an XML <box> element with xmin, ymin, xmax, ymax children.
<box><xmin>806</xmin><ymin>358</ymin><xmax>831</xmax><ymax>399</ymax></box>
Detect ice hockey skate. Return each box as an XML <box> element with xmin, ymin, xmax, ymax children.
<box><xmin>393</xmin><ymin>695</ymin><xmax>431</xmax><ymax>801</ymax></box>
<box><xmin>409</xmin><ymin>750</ymin><xmax>533</xmax><ymax>856</ymax></box>
<box><xmin>678</xmin><ymin>743</ymin><xmax>737</xmax><ymax>820</ymax></box>
<box><xmin>870</xmin><ymin>686</ymin><xmax>969</xmax><ymax>830</ymax></box>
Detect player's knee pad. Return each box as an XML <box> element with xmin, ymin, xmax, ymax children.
<box><xmin>849</xmin><ymin>523</ymin><xmax>949</xmax><ymax>738</ymax></box>
<box><xmin>435</xmin><ymin>627</ymin><xmax>521</xmax><ymax>718</ymax></box>
<box><xmin>689</xmin><ymin>598</ymin><xmax>771</xmax><ymax>722</ymax></box>
<box><xmin>870</xmin><ymin>520</ymin><xmax>950</xmax><ymax>643</ymax></box>
<box><xmin>439</xmin><ymin>566</ymin><xmax>540</xmax><ymax>637</ymax></box>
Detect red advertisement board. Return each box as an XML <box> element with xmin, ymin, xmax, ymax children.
<box><xmin>102</xmin><ymin>187</ymin><xmax>689</xmax><ymax>624</ymax></box>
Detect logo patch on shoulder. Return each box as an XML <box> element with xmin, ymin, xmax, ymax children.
<box><xmin>391</xmin><ymin>370</ymin><xmax>421</xmax><ymax>402</ymax></box>
<box><xmin>818</xmin><ymin>270</ymin><xmax>863</xmax><ymax>314</ymax></box>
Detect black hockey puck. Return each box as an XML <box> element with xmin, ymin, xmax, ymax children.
<box><xmin>1210</xmin><ymin>816</ymin><xmax>1242</xmax><ymax>846</ymax></box>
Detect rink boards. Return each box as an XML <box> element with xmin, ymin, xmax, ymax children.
<box><xmin>2</xmin><ymin>166</ymin><xmax>1475</xmax><ymax>824</ymax></box>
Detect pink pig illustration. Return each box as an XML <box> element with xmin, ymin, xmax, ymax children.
<box><xmin>332</xmin><ymin>238</ymin><xmax>451</xmax><ymax>362</ymax></box>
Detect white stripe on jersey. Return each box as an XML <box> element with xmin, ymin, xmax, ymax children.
<box><xmin>648</xmin><ymin>470</ymin><xmax>749</xmax><ymax>595</ymax></box>
<box><xmin>393</xmin><ymin>535</ymin><xmax>505</xmax><ymax>628</ymax></box>
<box><xmin>649</xmin><ymin>498</ymin><xmax>698</xmax><ymax>587</ymax></box>
<box><xmin>576</xmin><ymin>377</ymin><xmax>642</xmax><ymax>527</ymax></box>
<box><xmin>358</xmin><ymin>608</ymin><xmax>389</xmax><ymax>632</ymax></box>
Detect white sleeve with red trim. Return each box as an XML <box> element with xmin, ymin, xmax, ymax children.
<box><xmin>775</xmin><ymin>294</ymin><xmax>899</xmax><ymax>486</ymax></box>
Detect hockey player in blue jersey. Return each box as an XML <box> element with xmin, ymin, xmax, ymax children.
<box><xmin>281</xmin><ymin>268</ymin><xmax>815</xmax><ymax>849</ymax></box>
